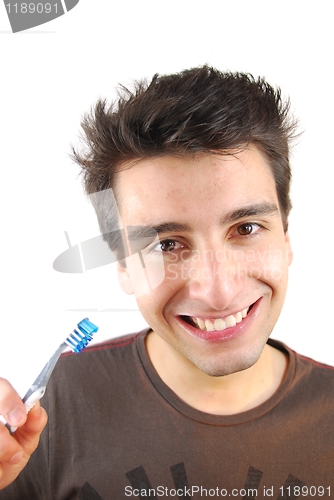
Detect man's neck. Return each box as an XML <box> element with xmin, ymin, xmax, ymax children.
<box><xmin>145</xmin><ymin>331</ymin><xmax>288</xmax><ymax>415</ymax></box>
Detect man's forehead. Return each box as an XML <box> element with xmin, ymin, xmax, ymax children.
<box><xmin>116</xmin><ymin>146</ymin><xmax>273</xmax><ymax>185</ymax></box>
<box><xmin>114</xmin><ymin>147</ymin><xmax>277</xmax><ymax>223</ymax></box>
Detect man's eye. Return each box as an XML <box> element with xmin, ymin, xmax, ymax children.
<box><xmin>159</xmin><ymin>239</ymin><xmax>179</xmax><ymax>252</ymax></box>
<box><xmin>236</xmin><ymin>223</ymin><xmax>260</xmax><ymax>236</ymax></box>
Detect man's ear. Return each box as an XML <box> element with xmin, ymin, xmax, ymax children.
<box><xmin>285</xmin><ymin>231</ymin><xmax>293</xmax><ymax>266</ymax></box>
<box><xmin>117</xmin><ymin>261</ymin><xmax>134</xmax><ymax>295</ymax></box>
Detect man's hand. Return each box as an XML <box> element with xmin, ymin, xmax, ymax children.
<box><xmin>0</xmin><ymin>378</ymin><xmax>47</xmax><ymax>490</ymax></box>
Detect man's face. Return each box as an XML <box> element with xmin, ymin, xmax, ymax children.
<box><xmin>116</xmin><ymin>145</ymin><xmax>292</xmax><ymax>377</ymax></box>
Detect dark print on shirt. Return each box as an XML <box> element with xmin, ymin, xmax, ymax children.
<box><xmin>78</xmin><ymin>463</ymin><xmax>306</xmax><ymax>499</ymax></box>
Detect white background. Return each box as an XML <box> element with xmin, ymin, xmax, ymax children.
<box><xmin>0</xmin><ymin>1</ymin><xmax>333</xmax><ymax>396</ymax></box>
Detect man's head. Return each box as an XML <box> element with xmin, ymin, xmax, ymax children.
<box><xmin>73</xmin><ymin>66</ymin><xmax>297</xmax><ymax>257</ymax></box>
<box><xmin>72</xmin><ymin>66</ymin><xmax>297</xmax><ymax>378</ymax></box>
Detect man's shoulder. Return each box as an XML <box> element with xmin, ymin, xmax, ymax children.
<box><xmin>291</xmin><ymin>347</ymin><xmax>334</xmax><ymax>386</ymax></box>
<box><xmin>270</xmin><ymin>338</ymin><xmax>334</xmax><ymax>396</ymax></box>
<box><xmin>48</xmin><ymin>328</ymin><xmax>151</xmax><ymax>399</ymax></box>
<box><xmin>61</xmin><ymin>327</ymin><xmax>150</xmax><ymax>359</ymax></box>
<box><xmin>53</xmin><ymin>328</ymin><xmax>150</xmax><ymax>382</ymax></box>
<box><xmin>75</xmin><ymin>331</ymin><xmax>141</xmax><ymax>353</ymax></box>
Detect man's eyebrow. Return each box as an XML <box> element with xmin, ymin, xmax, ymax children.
<box><xmin>220</xmin><ymin>202</ymin><xmax>279</xmax><ymax>225</ymax></box>
<box><xmin>126</xmin><ymin>222</ymin><xmax>191</xmax><ymax>241</ymax></box>
<box><xmin>126</xmin><ymin>203</ymin><xmax>279</xmax><ymax>242</ymax></box>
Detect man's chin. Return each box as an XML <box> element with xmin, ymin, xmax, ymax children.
<box><xmin>182</xmin><ymin>342</ymin><xmax>265</xmax><ymax>378</ymax></box>
<box><xmin>192</xmin><ymin>358</ymin><xmax>258</xmax><ymax>378</ymax></box>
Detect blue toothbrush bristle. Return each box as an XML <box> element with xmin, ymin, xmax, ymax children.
<box><xmin>65</xmin><ymin>318</ymin><xmax>98</xmax><ymax>353</ymax></box>
<box><xmin>77</xmin><ymin>318</ymin><xmax>99</xmax><ymax>336</ymax></box>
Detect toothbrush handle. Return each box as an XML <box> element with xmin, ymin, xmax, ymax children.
<box><xmin>6</xmin><ymin>342</ymin><xmax>68</xmax><ymax>433</ymax></box>
<box><xmin>6</xmin><ymin>386</ymin><xmax>47</xmax><ymax>433</ymax></box>
<box><xmin>23</xmin><ymin>386</ymin><xmax>47</xmax><ymax>410</ymax></box>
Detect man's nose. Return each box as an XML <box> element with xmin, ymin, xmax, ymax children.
<box><xmin>185</xmin><ymin>247</ymin><xmax>244</xmax><ymax>310</ymax></box>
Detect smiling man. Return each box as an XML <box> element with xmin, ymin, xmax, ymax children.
<box><xmin>117</xmin><ymin>149</ymin><xmax>291</xmax><ymax>414</ymax></box>
<box><xmin>1</xmin><ymin>66</ymin><xmax>334</xmax><ymax>499</ymax></box>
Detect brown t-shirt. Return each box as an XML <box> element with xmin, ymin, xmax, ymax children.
<box><xmin>2</xmin><ymin>329</ymin><xmax>334</xmax><ymax>499</ymax></box>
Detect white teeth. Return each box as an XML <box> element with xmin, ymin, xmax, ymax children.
<box><xmin>188</xmin><ymin>306</ymin><xmax>251</xmax><ymax>332</ymax></box>
<box><xmin>214</xmin><ymin>318</ymin><xmax>226</xmax><ymax>330</ymax></box>
<box><xmin>225</xmin><ymin>315</ymin><xmax>236</xmax><ymax>328</ymax></box>
<box><xmin>235</xmin><ymin>312</ymin><xmax>242</xmax><ymax>324</ymax></box>
<box><xmin>205</xmin><ymin>319</ymin><xmax>214</xmax><ymax>331</ymax></box>
<box><xmin>197</xmin><ymin>318</ymin><xmax>206</xmax><ymax>330</ymax></box>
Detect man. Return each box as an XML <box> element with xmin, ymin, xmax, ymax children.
<box><xmin>1</xmin><ymin>66</ymin><xmax>334</xmax><ymax>498</ymax></box>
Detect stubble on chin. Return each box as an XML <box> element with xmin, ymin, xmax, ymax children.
<box><xmin>177</xmin><ymin>338</ymin><xmax>267</xmax><ymax>378</ymax></box>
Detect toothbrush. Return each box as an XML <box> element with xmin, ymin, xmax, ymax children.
<box><xmin>1</xmin><ymin>318</ymin><xmax>98</xmax><ymax>433</ymax></box>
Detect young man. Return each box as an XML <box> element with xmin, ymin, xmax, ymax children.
<box><xmin>1</xmin><ymin>66</ymin><xmax>334</xmax><ymax>499</ymax></box>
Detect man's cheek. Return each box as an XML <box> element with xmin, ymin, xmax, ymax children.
<box><xmin>126</xmin><ymin>252</ymin><xmax>166</xmax><ymax>298</ymax></box>
<box><xmin>249</xmin><ymin>249</ymin><xmax>289</xmax><ymax>282</ymax></box>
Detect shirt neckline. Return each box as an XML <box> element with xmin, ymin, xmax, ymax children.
<box><xmin>136</xmin><ymin>329</ymin><xmax>295</xmax><ymax>426</ymax></box>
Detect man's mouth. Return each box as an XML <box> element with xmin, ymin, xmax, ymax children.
<box><xmin>180</xmin><ymin>304</ymin><xmax>254</xmax><ymax>332</ymax></box>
